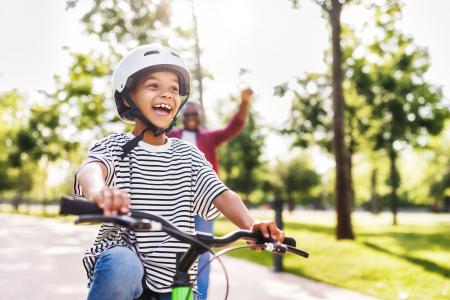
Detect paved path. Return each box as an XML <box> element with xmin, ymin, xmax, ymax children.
<box><xmin>209</xmin><ymin>256</ymin><xmax>377</xmax><ymax>300</ymax></box>
<box><xmin>0</xmin><ymin>214</ymin><xmax>378</xmax><ymax>300</ymax></box>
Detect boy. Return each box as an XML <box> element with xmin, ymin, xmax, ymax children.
<box><xmin>74</xmin><ymin>44</ymin><xmax>284</xmax><ymax>300</ymax></box>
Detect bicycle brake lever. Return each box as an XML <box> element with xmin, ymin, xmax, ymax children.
<box><xmin>253</xmin><ymin>231</ymin><xmax>296</xmax><ymax>247</ymax></box>
<box><xmin>264</xmin><ymin>242</ymin><xmax>287</xmax><ymax>255</ymax></box>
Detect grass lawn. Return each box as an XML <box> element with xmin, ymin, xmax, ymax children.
<box><xmin>214</xmin><ymin>210</ymin><xmax>450</xmax><ymax>300</ymax></box>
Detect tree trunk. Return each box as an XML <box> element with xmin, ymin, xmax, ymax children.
<box><xmin>370</xmin><ymin>168</ymin><xmax>380</xmax><ymax>214</ymax></box>
<box><xmin>42</xmin><ymin>198</ymin><xmax>48</xmax><ymax>216</ymax></box>
<box><xmin>389</xmin><ymin>148</ymin><xmax>399</xmax><ymax>225</ymax></box>
<box><xmin>346</xmin><ymin>110</ymin><xmax>357</xmax><ymax>212</ymax></box>
<box><xmin>12</xmin><ymin>195</ymin><xmax>20</xmax><ymax>211</ymax></box>
<box><xmin>13</xmin><ymin>167</ymin><xmax>25</xmax><ymax>211</ymax></box>
<box><xmin>329</xmin><ymin>1</ymin><xmax>354</xmax><ymax>240</ymax></box>
<box><xmin>191</xmin><ymin>0</ymin><xmax>205</xmax><ymax>122</ymax></box>
<box><xmin>347</xmin><ymin>149</ymin><xmax>355</xmax><ymax>211</ymax></box>
<box><xmin>287</xmin><ymin>192</ymin><xmax>294</xmax><ymax>212</ymax></box>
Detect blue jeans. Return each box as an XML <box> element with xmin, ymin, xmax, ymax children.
<box><xmin>87</xmin><ymin>246</ymin><xmax>172</xmax><ymax>300</ymax></box>
<box><xmin>195</xmin><ymin>216</ymin><xmax>214</xmax><ymax>300</ymax></box>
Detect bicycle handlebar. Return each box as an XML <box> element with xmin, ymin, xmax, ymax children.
<box><xmin>60</xmin><ymin>196</ymin><xmax>103</xmax><ymax>215</ymax></box>
<box><xmin>60</xmin><ymin>196</ymin><xmax>309</xmax><ymax>258</ymax></box>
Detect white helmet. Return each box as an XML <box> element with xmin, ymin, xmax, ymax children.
<box><xmin>112</xmin><ymin>44</ymin><xmax>191</xmax><ymax>123</ymax></box>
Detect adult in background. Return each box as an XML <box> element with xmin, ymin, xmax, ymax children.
<box><xmin>167</xmin><ymin>87</ymin><xmax>253</xmax><ymax>299</ymax></box>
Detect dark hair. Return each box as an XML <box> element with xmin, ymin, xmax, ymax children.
<box><xmin>182</xmin><ymin>102</ymin><xmax>202</xmax><ymax>112</ymax></box>
<box><xmin>129</xmin><ymin>69</ymin><xmax>181</xmax><ymax>94</ymax></box>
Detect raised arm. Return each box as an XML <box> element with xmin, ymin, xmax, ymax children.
<box><xmin>211</xmin><ymin>88</ymin><xmax>253</xmax><ymax>145</ymax></box>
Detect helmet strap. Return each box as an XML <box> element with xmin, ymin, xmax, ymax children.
<box><xmin>120</xmin><ymin>91</ymin><xmax>190</xmax><ymax>159</ymax></box>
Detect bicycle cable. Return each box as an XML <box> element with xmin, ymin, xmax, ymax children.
<box><xmin>196</xmin><ymin>244</ymin><xmax>265</xmax><ymax>300</ymax></box>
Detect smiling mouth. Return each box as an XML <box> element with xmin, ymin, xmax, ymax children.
<box><xmin>152</xmin><ymin>103</ymin><xmax>173</xmax><ymax>116</ymax></box>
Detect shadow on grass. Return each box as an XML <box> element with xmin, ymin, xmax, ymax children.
<box><xmin>363</xmin><ymin>241</ymin><xmax>450</xmax><ymax>278</ymax></box>
<box><xmin>286</xmin><ymin>221</ymin><xmax>450</xmax><ymax>253</ymax></box>
<box><xmin>358</xmin><ymin>229</ymin><xmax>450</xmax><ymax>253</ymax></box>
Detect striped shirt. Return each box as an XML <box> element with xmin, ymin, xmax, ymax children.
<box><xmin>73</xmin><ymin>132</ymin><xmax>228</xmax><ymax>293</ymax></box>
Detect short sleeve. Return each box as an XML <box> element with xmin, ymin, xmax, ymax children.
<box><xmin>73</xmin><ymin>137</ymin><xmax>116</xmax><ymax>197</ymax></box>
<box><xmin>192</xmin><ymin>151</ymin><xmax>228</xmax><ymax>221</ymax></box>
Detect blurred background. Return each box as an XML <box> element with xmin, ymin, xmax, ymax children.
<box><xmin>0</xmin><ymin>0</ymin><xmax>449</xmax><ymax>300</ymax></box>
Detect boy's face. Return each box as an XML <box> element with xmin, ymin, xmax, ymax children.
<box><xmin>129</xmin><ymin>71</ymin><xmax>181</xmax><ymax>129</ymax></box>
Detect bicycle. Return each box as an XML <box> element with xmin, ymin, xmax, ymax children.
<box><xmin>60</xmin><ymin>196</ymin><xmax>309</xmax><ymax>300</ymax></box>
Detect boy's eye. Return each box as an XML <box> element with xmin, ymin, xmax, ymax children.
<box><xmin>170</xmin><ymin>86</ymin><xmax>179</xmax><ymax>92</ymax></box>
<box><xmin>147</xmin><ymin>83</ymin><xmax>158</xmax><ymax>89</ymax></box>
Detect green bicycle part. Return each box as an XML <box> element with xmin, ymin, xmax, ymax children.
<box><xmin>171</xmin><ymin>286</ymin><xmax>193</xmax><ymax>300</ymax></box>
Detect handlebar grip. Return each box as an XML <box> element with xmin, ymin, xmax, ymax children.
<box><xmin>60</xmin><ymin>196</ymin><xmax>103</xmax><ymax>215</ymax></box>
<box><xmin>283</xmin><ymin>236</ymin><xmax>296</xmax><ymax>248</ymax></box>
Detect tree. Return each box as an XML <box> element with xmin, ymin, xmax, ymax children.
<box><xmin>50</xmin><ymin>50</ymin><xmax>114</xmax><ymax>139</ymax></box>
<box><xmin>347</xmin><ymin>1</ymin><xmax>449</xmax><ymax>224</ymax></box>
<box><xmin>271</xmin><ymin>157</ymin><xmax>321</xmax><ymax>211</ymax></box>
<box><xmin>7</xmin><ymin>96</ymin><xmax>80</xmax><ymax>209</ymax></box>
<box><xmin>427</xmin><ymin>122</ymin><xmax>450</xmax><ymax>211</ymax></box>
<box><xmin>288</xmin><ymin>0</ymin><xmax>355</xmax><ymax>239</ymax></box>
<box><xmin>0</xmin><ymin>85</ymin><xmax>84</xmax><ymax>208</ymax></box>
<box><xmin>0</xmin><ymin>90</ymin><xmax>28</xmax><ymax>206</ymax></box>
<box><xmin>8</xmin><ymin>129</ymin><xmax>37</xmax><ymax>210</ymax></box>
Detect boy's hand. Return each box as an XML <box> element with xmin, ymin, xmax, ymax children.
<box><xmin>89</xmin><ymin>187</ymin><xmax>131</xmax><ymax>216</ymax></box>
<box><xmin>251</xmin><ymin>220</ymin><xmax>285</xmax><ymax>244</ymax></box>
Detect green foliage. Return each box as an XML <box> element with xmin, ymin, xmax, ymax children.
<box><xmin>347</xmin><ymin>3</ymin><xmax>448</xmax><ymax>153</ymax></box>
<box><xmin>275</xmin><ymin>73</ymin><xmax>332</xmax><ymax>151</ymax></box>
<box><xmin>0</xmin><ymin>85</ymin><xmax>84</xmax><ymax>201</ymax></box>
<box><xmin>0</xmin><ymin>161</ymin><xmax>14</xmax><ymax>192</ymax></box>
<box><xmin>424</xmin><ymin>122</ymin><xmax>450</xmax><ymax>207</ymax></box>
<box><xmin>0</xmin><ymin>90</ymin><xmax>26</xmax><ymax>194</ymax></box>
<box><xmin>218</xmin><ymin>96</ymin><xmax>265</xmax><ymax>203</ymax></box>
<box><xmin>52</xmin><ymin>51</ymin><xmax>114</xmax><ymax>136</ymax></box>
<box><xmin>80</xmin><ymin>0</ymin><xmax>173</xmax><ymax>47</ymax></box>
<box><xmin>268</xmin><ymin>156</ymin><xmax>322</xmax><ymax>210</ymax></box>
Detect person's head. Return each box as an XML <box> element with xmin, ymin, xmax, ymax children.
<box><xmin>182</xmin><ymin>102</ymin><xmax>203</xmax><ymax>131</ymax></box>
<box><xmin>112</xmin><ymin>44</ymin><xmax>190</xmax><ymax>132</ymax></box>
<box><xmin>128</xmin><ymin>70</ymin><xmax>181</xmax><ymax>129</ymax></box>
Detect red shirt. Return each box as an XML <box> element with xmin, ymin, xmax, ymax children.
<box><xmin>167</xmin><ymin>113</ymin><xmax>245</xmax><ymax>174</ymax></box>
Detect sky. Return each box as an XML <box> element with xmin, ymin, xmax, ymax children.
<box><xmin>0</xmin><ymin>0</ymin><xmax>449</xmax><ymax>173</ymax></box>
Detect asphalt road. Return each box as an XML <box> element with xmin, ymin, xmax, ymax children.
<box><xmin>0</xmin><ymin>214</ymin><xmax>377</xmax><ymax>300</ymax></box>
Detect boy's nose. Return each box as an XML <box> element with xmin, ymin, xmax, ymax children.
<box><xmin>159</xmin><ymin>91</ymin><xmax>174</xmax><ymax>99</ymax></box>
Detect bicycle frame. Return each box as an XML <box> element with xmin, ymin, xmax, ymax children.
<box><xmin>171</xmin><ymin>286</ymin><xmax>192</xmax><ymax>300</ymax></box>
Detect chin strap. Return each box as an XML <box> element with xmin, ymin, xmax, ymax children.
<box><xmin>120</xmin><ymin>91</ymin><xmax>190</xmax><ymax>159</ymax></box>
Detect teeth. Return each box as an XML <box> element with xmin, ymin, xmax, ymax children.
<box><xmin>154</xmin><ymin>103</ymin><xmax>172</xmax><ymax>110</ymax></box>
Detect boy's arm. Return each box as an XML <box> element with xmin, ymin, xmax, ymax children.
<box><xmin>213</xmin><ymin>190</ymin><xmax>285</xmax><ymax>243</ymax></box>
<box><xmin>77</xmin><ymin>162</ymin><xmax>107</xmax><ymax>200</ymax></box>
<box><xmin>210</xmin><ymin>88</ymin><xmax>253</xmax><ymax>145</ymax></box>
<box><xmin>77</xmin><ymin>161</ymin><xmax>130</xmax><ymax>215</ymax></box>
